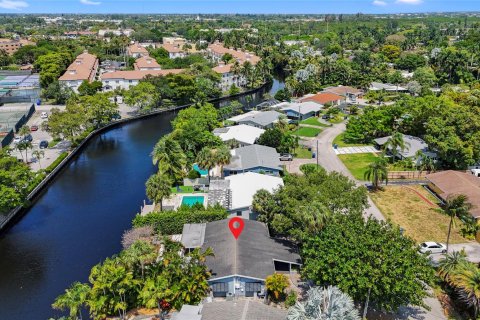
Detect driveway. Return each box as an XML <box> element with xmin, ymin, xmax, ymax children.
<box><xmin>335</xmin><ymin>145</ymin><xmax>377</xmax><ymax>154</ymax></box>
<box><xmin>428</xmin><ymin>242</ymin><xmax>480</xmax><ymax>264</ymax></box>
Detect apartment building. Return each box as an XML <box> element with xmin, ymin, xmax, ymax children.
<box><xmin>58</xmin><ymin>52</ymin><xmax>99</xmax><ymax>92</ymax></box>
<box><xmin>101</xmin><ymin>69</ymin><xmax>184</xmax><ymax>91</ymax></box>
<box><xmin>0</xmin><ymin>38</ymin><xmax>34</xmax><ymax>55</ymax></box>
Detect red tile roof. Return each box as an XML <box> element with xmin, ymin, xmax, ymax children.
<box><xmin>59</xmin><ymin>52</ymin><xmax>98</xmax><ymax>81</ymax></box>
<box><xmin>134</xmin><ymin>56</ymin><xmax>161</xmax><ymax>70</ymax></box>
<box><xmin>300</xmin><ymin>92</ymin><xmax>344</xmax><ymax>105</ymax></box>
<box><xmin>101</xmin><ymin>69</ymin><xmax>184</xmax><ymax>80</ymax></box>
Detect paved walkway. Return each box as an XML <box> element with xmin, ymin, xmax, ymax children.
<box><xmin>335</xmin><ymin>145</ymin><xmax>377</xmax><ymax>155</ymax></box>
<box><xmin>201</xmin><ymin>300</ymin><xmax>286</xmax><ymax>320</ymax></box>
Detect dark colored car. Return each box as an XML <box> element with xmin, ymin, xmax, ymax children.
<box><xmin>30</xmin><ymin>125</ymin><xmax>39</xmax><ymax>131</ymax></box>
<box><xmin>22</xmin><ymin>134</ymin><xmax>33</xmax><ymax>142</ymax></box>
<box><xmin>39</xmin><ymin>140</ymin><xmax>49</xmax><ymax>149</ymax></box>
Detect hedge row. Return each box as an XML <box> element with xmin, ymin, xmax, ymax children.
<box><xmin>132</xmin><ymin>204</ymin><xmax>228</xmax><ymax>235</ymax></box>
<box><xmin>45</xmin><ymin>151</ymin><xmax>69</xmax><ymax>174</ymax></box>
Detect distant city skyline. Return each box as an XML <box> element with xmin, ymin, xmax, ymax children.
<box><xmin>0</xmin><ymin>0</ymin><xmax>479</xmax><ymax>14</ymax></box>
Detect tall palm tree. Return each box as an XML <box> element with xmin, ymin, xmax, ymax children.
<box><xmin>287</xmin><ymin>286</ymin><xmax>360</xmax><ymax>320</ymax></box>
<box><xmin>52</xmin><ymin>282</ymin><xmax>91</xmax><ymax>320</ymax></box>
<box><xmin>146</xmin><ymin>173</ymin><xmax>172</xmax><ymax>211</ymax></box>
<box><xmin>438</xmin><ymin>250</ymin><xmax>468</xmax><ymax>282</ymax></box>
<box><xmin>214</xmin><ymin>145</ymin><xmax>231</xmax><ymax>178</ymax></box>
<box><xmin>449</xmin><ymin>262</ymin><xmax>480</xmax><ymax>318</ymax></box>
<box><xmin>364</xmin><ymin>157</ymin><xmax>389</xmax><ymax>190</ymax></box>
<box><xmin>152</xmin><ymin>136</ymin><xmax>187</xmax><ymax>184</ymax></box>
<box><xmin>196</xmin><ymin>147</ymin><xmax>216</xmax><ymax>179</ymax></box>
<box><xmin>384</xmin><ymin>132</ymin><xmax>410</xmax><ymax>162</ymax></box>
<box><xmin>443</xmin><ymin>194</ymin><xmax>473</xmax><ymax>252</ymax></box>
<box><xmin>32</xmin><ymin>150</ymin><xmax>45</xmax><ymax>169</ymax></box>
<box><xmin>121</xmin><ymin>240</ymin><xmax>157</xmax><ymax>279</ymax></box>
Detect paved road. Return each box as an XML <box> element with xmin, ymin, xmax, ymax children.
<box><xmin>289</xmin><ymin>122</ymin><xmax>446</xmax><ymax>320</ymax></box>
<box><xmin>291</xmin><ymin>122</ymin><xmax>385</xmax><ymax>221</ymax></box>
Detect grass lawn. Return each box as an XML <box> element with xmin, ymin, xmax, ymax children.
<box><xmin>300</xmin><ymin>117</ymin><xmax>330</xmax><ymax>127</ymax></box>
<box><xmin>370</xmin><ymin>186</ymin><xmax>468</xmax><ymax>244</ymax></box>
<box><xmin>332</xmin><ymin>133</ymin><xmax>368</xmax><ymax>148</ymax></box>
<box><xmin>338</xmin><ymin>152</ymin><xmax>379</xmax><ymax>180</ymax></box>
<box><xmin>292</xmin><ymin>127</ymin><xmax>322</xmax><ymax>137</ymax></box>
<box><xmin>294</xmin><ymin>146</ymin><xmax>312</xmax><ymax>159</ymax></box>
<box><xmin>171</xmin><ymin>186</ymin><xmax>194</xmax><ymax>193</ymax></box>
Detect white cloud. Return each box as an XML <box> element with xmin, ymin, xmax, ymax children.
<box><xmin>80</xmin><ymin>0</ymin><xmax>101</xmax><ymax>5</ymax></box>
<box><xmin>395</xmin><ymin>0</ymin><xmax>423</xmax><ymax>4</ymax></box>
<box><xmin>373</xmin><ymin>0</ymin><xmax>387</xmax><ymax>6</ymax></box>
<box><xmin>0</xmin><ymin>0</ymin><xmax>28</xmax><ymax>10</ymax></box>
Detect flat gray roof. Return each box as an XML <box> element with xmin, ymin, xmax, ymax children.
<box><xmin>181</xmin><ymin>223</ymin><xmax>206</xmax><ymax>248</ymax></box>
<box><xmin>225</xmin><ymin>144</ymin><xmax>282</xmax><ymax>172</ymax></box>
<box><xmin>374</xmin><ymin>134</ymin><xmax>433</xmax><ymax>158</ymax></box>
<box><xmin>237</xmin><ymin>110</ymin><xmax>282</xmax><ymax>127</ymax></box>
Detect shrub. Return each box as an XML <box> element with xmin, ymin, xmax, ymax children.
<box><xmin>265</xmin><ymin>273</ymin><xmax>289</xmax><ymax>302</ymax></box>
<box><xmin>45</xmin><ymin>152</ymin><xmax>68</xmax><ymax>174</ymax></box>
<box><xmin>132</xmin><ymin>204</ymin><xmax>228</xmax><ymax>234</ymax></box>
<box><xmin>285</xmin><ymin>290</ymin><xmax>297</xmax><ymax>308</ymax></box>
<box><xmin>187</xmin><ymin>169</ymin><xmax>201</xmax><ymax>179</ymax></box>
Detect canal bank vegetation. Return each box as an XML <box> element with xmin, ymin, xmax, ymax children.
<box><xmin>52</xmin><ymin>237</ymin><xmax>213</xmax><ymax>320</ymax></box>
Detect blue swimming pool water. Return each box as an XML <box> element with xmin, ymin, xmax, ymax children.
<box><xmin>182</xmin><ymin>195</ymin><xmax>205</xmax><ymax>206</ymax></box>
<box><xmin>193</xmin><ymin>163</ymin><xmax>209</xmax><ymax>176</ymax></box>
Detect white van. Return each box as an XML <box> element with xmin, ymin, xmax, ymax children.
<box><xmin>40</xmin><ymin>112</ymin><xmax>48</xmax><ymax>119</ymax></box>
<box><xmin>471</xmin><ymin>169</ymin><xmax>480</xmax><ymax>178</ymax></box>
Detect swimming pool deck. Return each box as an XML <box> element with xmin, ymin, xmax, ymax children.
<box><xmin>163</xmin><ymin>193</ymin><xmax>208</xmax><ymax>210</ymax></box>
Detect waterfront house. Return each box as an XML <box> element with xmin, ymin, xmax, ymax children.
<box><xmin>180</xmin><ymin>219</ymin><xmax>301</xmax><ymax>298</ymax></box>
<box><xmin>426</xmin><ymin>171</ymin><xmax>480</xmax><ymax>218</ymax></box>
<box><xmin>101</xmin><ymin>69</ymin><xmax>184</xmax><ymax>91</ymax></box>
<box><xmin>280</xmin><ymin>101</ymin><xmax>321</xmax><ymax>121</ymax></box>
<box><xmin>223</xmin><ymin>145</ymin><xmax>282</xmax><ymax>177</ymax></box>
<box><xmin>59</xmin><ymin>51</ymin><xmax>98</xmax><ymax>93</ymax></box>
<box><xmin>323</xmin><ymin>85</ymin><xmax>363</xmax><ymax>102</ymax></box>
<box><xmin>223</xmin><ymin>144</ymin><xmax>283</xmax><ymax>177</ymax></box>
<box><xmin>213</xmin><ymin>124</ymin><xmax>264</xmax><ymax>147</ymax></box>
<box><xmin>236</xmin><ymin>110</ymin><xmax>283</xmax><ymax>129</ymax></box>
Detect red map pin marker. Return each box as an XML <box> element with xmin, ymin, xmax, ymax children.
<box><xmin>228</xmin><ymin>217</ymin><xmax>244</xmax><ymax>240</ymax></box>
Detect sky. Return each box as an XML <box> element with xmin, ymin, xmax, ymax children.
<box><xmin>0</xmin><ymin>0</ymin><xmax>478</xmax><ymax>14</ymax></box>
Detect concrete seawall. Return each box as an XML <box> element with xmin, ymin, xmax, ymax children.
<box><xmin>0</xmin><ymin>83</ymin><xmax>268</xmax><ymax>233</ymax></box>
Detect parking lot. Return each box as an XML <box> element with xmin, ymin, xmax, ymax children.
<box><xmin>7</xmin><ymin>104</ymin><xmax>69</xmax><ymax>171</ymax></box>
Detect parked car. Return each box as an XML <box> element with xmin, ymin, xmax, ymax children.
<box><xmin>279</xmin><ymin>153</ymin><xmax>293</xmax><ymax>161</ymax></box>
<box><xmin>22</xmin><ymin>134</ymin><xmax>33</xmax><ymax>142</ymax></box>
<box><xmin>419</xmin><ymin>242</ymin><xmax>447</xmax><ymax>254</ymax></box>
<box><xmin>12</xmin><ymin>136</ymin><xmax>21</xmax><ymax>144</ymax></box>
<box><xmin>39</xmin><ymin>140</ymin><xmax>49</xmax><ymax>149</ymax></box>
<box><xmin>30</xmin><ymin>125</ymin><xmax>39</xmax><ymax>131</ymax></box>
<box><xmin>40</xmin><ymin>112</ymin><xmax>48</xmax><ymax>119</ymax></box>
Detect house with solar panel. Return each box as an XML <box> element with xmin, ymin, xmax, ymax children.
<box><xmin>180</xmin><ymin>219</ymin><xmax>301</xmax><ymax>298</ymax></box>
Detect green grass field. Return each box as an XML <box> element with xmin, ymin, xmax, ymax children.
<box><xmin>338</xmin><ymin>153</ymin><xmax>379</xmax><ymax>180</ymax></box>
<box><xmin>171</xmin><ymin>186</ymin><xmax>194</xmax><ymax>193</ymax></box>
<box><xmin>294</xmin><ymin>146</ymin><xmax>312</xmax><ymax>159</ymax></box>
<box><xmin>332</xmin><ymin>133</ymin><xmax>369</xmax><ymax>148</ymax></box>
<box><xmin>300</xmin><ymin>117</ymin><xmax>330</xmax><ymax>127</ymax></box>
<box><xmin>292</xmin><ymin>127</ymin><xmax>322</xmax><ymax>137</ymax></box>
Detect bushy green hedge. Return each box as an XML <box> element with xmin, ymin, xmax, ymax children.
<box><xmin>45</xmin><ymin>151</ymin><xmax>68</xmax><ymax>174</ymax></box>
<box><xmin>132</xmin><ymin>204</ymin><xmax>228</xmax><ymax>235</ymax></box>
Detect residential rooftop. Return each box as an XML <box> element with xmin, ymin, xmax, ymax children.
<box><xmin>101</xmin><ymin>69</ymin><xmax>184</xmax><ymax>80</ymax></box>
<box><xmin>225</xmin><ymin>145</ymin><xmax>282</xmax><ymax>173</ymax></box>
<box><xmin>213</xmin><ymin>124</ymin><xmax>264</xmax><ymax>145</ymax></box>
<box><xmin>374</xmin><ymin>134</ymin><xmax>433</xmax><ymax>158</ymax></box>
<box><xmin>300</xmin><ymin>92</ymin><xmax>344</xmax><ymax>105</ymax></box>
<box><xmin>280</xmin><ymin>101</ymin><xmax>322</xmax><ymax>115</ymax></box>
<box><xmin>133</xmin><ymin>56</ymin><xmax>161</xmax><ymax>70</ymax></box>
<box><xmin>59</xmin><ymin>52</ymin><xmax>98</xmax><ymax>82</ymax></box>
<box><xmin>237</xmin><ymin>110</ymin><xmax>282</xmax><ymax>127</ymax></box>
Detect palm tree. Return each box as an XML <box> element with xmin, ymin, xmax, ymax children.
<box><xmin>196</xmin><ymin>147</ymin><xmax>216</xmax><ymax>179</ymax></box>
<box><xmin>443</xmin><ymin>194</ymin><xmax>473</xmax><ymax>252</ymax></box>
<box><xmin>152</xmin><ymin>136</ymin><xmax>187</xmax><ymax>185</ymax></box>
<box><xmin>449</xmin><ymin>262</ymin><xmax>480</xmax><ymax>318</ymax></box>
<box><xmin>146</xmin><ymin>173</ymin><xmax>172</xmax><ymax>211</ymax></box>
<box><xmin>121</xmin><ymin>240</ymin><xmax>157</xmax><ymax>279</ymax></box>
<box><xmin>214</xmin><ymin>145</ymin><xmax>231</xmax><ymax>178</ymax></box>
<box><xmin>364</xmin><ymin>157</ymin><xmax>389</xmax><ymax>190</ymax></box>
<box><xmin>52</xmin><ymin>282</ymin><xmax>91</xmax><ymax>320</ymax></box>
<box><xmin>438</xmin><ymin>250</ymin><xmax>468</xmax><ymax>281</ymax></box>
<box><xmin>287</xmin><ymin>286</ymin><xmax>360</xmax><ymax>320</ymax></box>
<box><xmin>384</xmin><ymin>132</ymin><xmax>410</xmax><ymax>162</ymax></box>
<box><xmin>32</xmin><ymin>150</ymin><xmax>45</xmax><ymax>169</ymax></box>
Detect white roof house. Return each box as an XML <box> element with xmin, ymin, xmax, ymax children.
<box><xmin>280</xmin><ymin>101</ymin><xmax>322</xmax><ymax>116</ymax></box>
<box><xmin>225</xmin><ymin>172</ymin><xmax>284</xmax><ymax>210</ymax></box>
<box><xmin>213</xmin><ymin>124</ymin><xmax>264</xmax><ymax>146</ymax></box>
<box><xmin>227</xmin><ymin>110</ymin><xmax>261</xmax><ymax>123</ymax></box>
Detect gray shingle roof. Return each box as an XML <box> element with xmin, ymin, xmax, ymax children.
<box><xmin>374</xmin><ymin>134</ymin><xmax>433</xmax><ymax>158</ymax></box>
<box><xmin>182</xmin><ymin>219</ymin><xmax>301</xmax><ymax>280</ymax></box>
<box><xmin>237</xmin><ymin>111</ymin><xmax>282</xmax><ymax>127</ymax></box>
<box><xmin>224</xmin><ymin>145</ymin><xmax>282</xmax><ymax>172</ymax></box>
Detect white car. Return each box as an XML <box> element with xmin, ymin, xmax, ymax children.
<box><xmin>40</xmin><ymin>112</ymin><xmax>48</xmax><ymax>119</ymax></box>
<box><xmin>419</xmin><ymin>242</ymin><xmax>447</xmax><ymax>254</ymax></box>
<box><xmin>12</xmin><ymin>136</ymin><xmax>21</xmax><ymax>145</ymax></box>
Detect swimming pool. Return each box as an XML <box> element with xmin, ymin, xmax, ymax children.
<box><xmin>181</xmin><ymin>195</ymin><xmax>205</xmax><ymax>206</ymax></box>
<box><xmin>193</xmin><ymin>163</ymin><xmax>209</xmax><ymax>176</ymax></box>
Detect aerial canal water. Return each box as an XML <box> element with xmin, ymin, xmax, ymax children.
<box><xmin>0</xmin><ymin>80</ymin><xmax>283</xmax><ymax>319</ymax></box>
